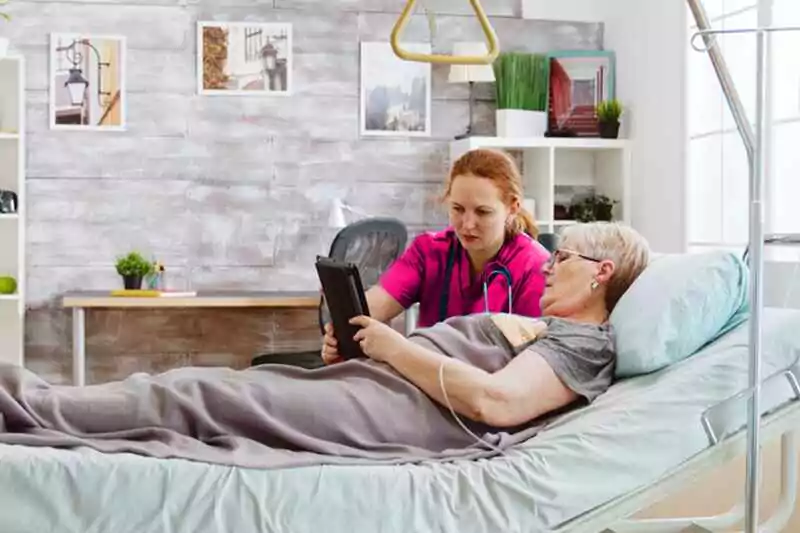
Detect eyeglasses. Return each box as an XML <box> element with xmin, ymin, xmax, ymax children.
<box><xmin>545</xmin><ymin>248</ymin><xmax>602</xmax><ymax>269</ymax></box>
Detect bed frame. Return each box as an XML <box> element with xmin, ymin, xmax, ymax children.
<box><xmin>555</xmin><ymin>362</ymin><xmax>800</xmax><ymax>533</ymax></box>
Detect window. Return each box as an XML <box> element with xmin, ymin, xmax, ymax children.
<box><xmin>686</xmin><ymin>0</ymin><xmax>800</xmax><ymax>254</ymax></box>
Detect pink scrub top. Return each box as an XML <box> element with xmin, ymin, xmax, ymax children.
<box><xmin>378</xmin><ymin>227</ymin><xmax>551</xmax><ymax>328</ymax></box>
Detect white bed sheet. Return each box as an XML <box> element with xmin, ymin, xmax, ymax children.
<box><xmin>0</xmin><ymin>308</ymin><xmax>799</xmax><ymax>533</ymax></box>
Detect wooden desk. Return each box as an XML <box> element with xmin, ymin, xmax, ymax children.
<box><xmin>61</xmin><ymin>290</ymin><xmax>321</xmax><ymax>386</ymax></box>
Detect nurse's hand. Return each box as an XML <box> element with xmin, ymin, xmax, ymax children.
<box><xmin>321</xmin><ymin>323</ymin><xmax>343</xmax><ymax>365</ymax></box>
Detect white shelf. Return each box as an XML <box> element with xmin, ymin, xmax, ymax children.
<box><xmin>450</xmin><ymin>135</ymin><xmax>632</xmax><ymax>237</ymax></box>
<box><xmin>0</xmin><ymin>55</ymin><xmax>25</xmax><ymax>368</ymax></box>
<box><xmin>451</xmin><ymin>135</ymin><xmax>631</xmax><ymax>154</ymax></box>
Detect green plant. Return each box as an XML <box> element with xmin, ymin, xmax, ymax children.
<box><xmin>596</xmin><ymin>99</ymin><xmax>623</xmax><ymax>123</ymax></box>
<box><xmin>115</xmin><ymin>251</ymin><xmax>154</xmax><ymax>278</ymax></box>
<box><xmin>570</xmin><ymin>194</ymin><xmax>618</xmax><ymax>222</ymax></box>
<box><xmin>0</xmin><ymin>0</ymin><xmax>11</xmax><ymax>22</ymax></box>
<box><xmin>493</xmin><ymin>52</ymin><xmax>550</xmax><ymax>112</ymax></box>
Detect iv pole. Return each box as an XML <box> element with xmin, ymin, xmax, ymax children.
<box><xmin>687</xmin><ymin>1</ymin><xmax>800</xmax><ymax>530</ymax></box>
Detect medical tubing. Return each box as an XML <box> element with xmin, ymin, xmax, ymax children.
<box><xmin>438</xmin><ymin>361</ymin><xmax>506</xmax><ymax>455</ymax></box>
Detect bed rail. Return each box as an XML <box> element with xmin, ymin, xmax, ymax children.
<box><xmin>604</xmin><ymin>362</ymin><xmax>800</xmax><ymax>533</ymax></box>
<box><xmin>701</xmin><ymin>362</ymin><xmax>800</xmax><ymax>446</ymax></box>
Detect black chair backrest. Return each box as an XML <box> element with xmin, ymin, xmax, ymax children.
<box><xmin>317</xmin><ymin>217</ymin><xmax>409</xmax><ymax>332</ymax></box>
<box><xmin>537</xmin><ymin>232</ymin><xmax>559</xmax><ymax>253</ymax></box>
<box><xmin>328</xmin><ymin>217</ymin><xmax>409</xmax><ymax>287</ymax></box>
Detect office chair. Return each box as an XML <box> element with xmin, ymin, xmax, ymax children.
<box><xmin>251</xmin><ymin>217</ymin><xmax>408</xmax><ymax>369</ymax></box>
<box><xmin>536</xmin><ymin>232</ymin><xmax>558</xmax><ymax>254</ymax></box>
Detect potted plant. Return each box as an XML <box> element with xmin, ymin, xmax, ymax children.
<box><xmin>0</xmin><ymin>0</ymin><xmax>11</xmax><ymax>58</ymax></box>
<box><xmin>493</xmin><ymin>52</ymin><xmax>550</xmax><ymax>137</ymax></box>
<box><xmin>570</xmin><ymin>194</ymin><xmax>618</xmax><ymax>222</ymax></box>
<box><xmin>596</xmin><ymin>99</ymin><xmax>623</xmax><ymax>139</ymax></box>
<box><xmin>0</xmin><ymin>274</ymin><xmax>16</xmax><ymax>295</ymax></box>
<box><xmin>115</xmin><ymin>251</ymin><xmax>154</xmax><ymax>290</ymax></box>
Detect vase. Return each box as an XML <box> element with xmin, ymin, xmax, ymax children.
<box><xmin>496</xmin><ymin>109</ymin><xmax>547</xmax><ymax>138</ymax></box>
<box><xmin>0</xmin><ymin>38</ymin><xmax>8</xmax><ymax>59</ymax></box>
<box><xmin>598</xmin><ymin>120</ymin><xmax>621</xmax><ymax>139</ymax></box>
<box><xmin>122</xmin><ymin>274</ymin><xmax>143</xmax><ymax>290</ymax></box>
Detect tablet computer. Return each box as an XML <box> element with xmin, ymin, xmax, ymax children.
<box><xmin>315</xmin><ymin>256</ymin><xmax>371</xmax><ymax>360</ymax></box>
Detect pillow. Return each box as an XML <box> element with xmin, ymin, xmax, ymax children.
<box><xmin>610</xmin><ymin>250</ymin><xmax>750</xmax><ymax>378</ymax></box>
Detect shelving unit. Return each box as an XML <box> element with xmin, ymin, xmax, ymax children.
<box><xmin>0</xmin><ymin>54</ymin><xmax>25</xmax><ymax>367</ymax></box>
<box><xmin>450</xmin><ymin>136</ymin><xmax>632</xmax><ymax>236</ymax></box>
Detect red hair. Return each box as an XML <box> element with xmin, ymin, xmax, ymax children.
<box><xmin>443</xmin><ymin>148</ymin><xmax>538</xmax><ymax>238</ymax></box>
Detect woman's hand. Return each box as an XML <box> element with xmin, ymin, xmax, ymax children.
<box><xmin>321</xmin><ymin>323</ymin><xmax>343</xmax><ymax>365</ymax></box>
<box><xmin>350</xmin><ymin>316</ymin><xmax>407</xmax><ymax>363</ymax></box>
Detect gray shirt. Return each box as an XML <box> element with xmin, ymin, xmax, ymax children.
<box><xmin>409</xmin><ymin>314</ymin><xmax>616</xmax><ymax>403</ymax></box>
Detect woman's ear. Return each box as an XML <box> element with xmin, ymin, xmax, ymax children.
<box><xmin>595</xmin><ymin>260</ymin><xmax>616</xmax><ymax>285</ymax></box>
<box><xmin>509</xmin><ymin>197</ymin><xmax>520</xmax><ymax>216</ymax></box>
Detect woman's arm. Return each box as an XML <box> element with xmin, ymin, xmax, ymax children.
<box><xmin>365</xmin><ymin>285</ymin><xmax>405</xmax><ymax>323</ymax></box>
<box><xmin>384</xmin><ymin>340</ymin><xmax>577</xmax><ymax>427</ymax></box>
<box><xmin>351</xmin><ymin>316</ymin><xmax>577</xmax><ymax>428</ymax></box>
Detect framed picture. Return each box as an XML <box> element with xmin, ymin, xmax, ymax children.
<box><xmin>49</xmin><ymin>33</ymin><xmax>127</xmax><ymax>131</ymax></box>
<box><xmin>360</xmin><ymin>41</ymin><xmax>431</xmax><ymax>137</ymax></box>
<box><xmin>197</xmin><ymin>21</ymin><xmax>292</xmax><ymax>96</ymax></box>
<box><xmin>547</xmin><ymin>50</ymin><xmax>615</xmax><ymax>137</ymax></box>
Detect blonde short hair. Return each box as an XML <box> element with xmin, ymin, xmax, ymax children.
<box><xmin>559</xmin><ymin>222</ymin><xmax>652</xmax><ymax>311</ymax></box>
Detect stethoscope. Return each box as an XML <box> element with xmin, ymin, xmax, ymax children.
<box><xmin>438</xmin><ymin>236</ymin><xmax>513</xmax><ymax>323</ymax></box>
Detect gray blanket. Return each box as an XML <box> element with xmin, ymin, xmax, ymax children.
<box><xmin>0</xmin><ymin>315</ymin><xmax>603</xmax><ymax>469</ymax></box>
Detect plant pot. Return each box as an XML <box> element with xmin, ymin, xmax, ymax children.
<box><xmin>0</xmin><ymin>38</ymin><xmax>8</xmax><ymax>59</ymax></box>
<box><xmin>496</xmin><ymin>109</ymin><xmax>547</xmax><ymax>138</ymax></box>
<box><xmin>122</xmin><ymin>274</ymin><xmax>143</xmax><ymax>290</ymax></box>
<box><xmin>598</xmin><ymin>120</ymin><xmax>620</xmax><ymax>139</ymax></box>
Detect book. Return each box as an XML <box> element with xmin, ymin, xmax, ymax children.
<box><xmin>110</xmin><ymin>290</ymin><xmax>197</xmax><ymax>298</ymax></box>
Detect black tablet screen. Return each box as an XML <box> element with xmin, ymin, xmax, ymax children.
<box><xmin>315</xmin><ymin>256</ymin><xmax>371</xmax><ymax>360</ymax></box>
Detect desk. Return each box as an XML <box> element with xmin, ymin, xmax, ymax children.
<box><xmin>61</xmin><ymin>290</ymin><xmax>321</xmax><ymax>386</ymax></box>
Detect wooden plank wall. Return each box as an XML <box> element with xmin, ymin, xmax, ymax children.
<box><xmin>4</xmin><ymin>0</ymin><xmax>601</xmax><ymax>384</ymax></box>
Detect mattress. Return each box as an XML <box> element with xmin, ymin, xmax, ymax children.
<box><xmin>0</xmin><ymin>308</ymin><xmax>799</xmax><ymax>533</ymax></box>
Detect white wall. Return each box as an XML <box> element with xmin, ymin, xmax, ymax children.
<box><xmin>521</xmin><ymin>0</ymin><xmax>606</xmax><ymax>23</ymax></box>
<box><xmin>522</xmin><ymin>0</ymin><xmax>688</xmax><ymax>254</ymax></box>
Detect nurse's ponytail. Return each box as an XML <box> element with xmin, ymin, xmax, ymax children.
<box><xmin>444</xmin><ymin>148</ymin><xmax>540</xmax><ymax>239</ymax></box>
<box><xmin>510</xmin><ymin>207</ymin><xmax>538</xmax><ymax>239</ymax></box>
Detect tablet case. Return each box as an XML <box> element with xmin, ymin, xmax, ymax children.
<box><xmin>315</xmin><ymin>256</ymin><xmax>371</xmax><ymax>360</ymax></box>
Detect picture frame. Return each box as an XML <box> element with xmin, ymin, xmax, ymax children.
<box><xmin>49</xmin><ymin>33</ymin><xmax>127</xmax><ymax>131</ymax></box>
<box><xmin>197</xmin><ymin>21</ymin><xmax>293</xmax><ymax>96</ymax></box>
<box><xmin>359</xmin><ymin>41</ymin><xmax>432</xmax><ymax>137</ymax></box>
<box><xmin>546</xmin><ymin>50</ymin><xmax>616</xmax><ymax>137</ymax></box>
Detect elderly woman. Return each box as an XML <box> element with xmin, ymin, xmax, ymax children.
<box><xmin>336</xmin><ymin>220</ymin><xmax>651</xmax><ymax>427</ymax></box>
<box><xmin>0</xmin><ymin>222</ymin><xmax>650</xmax><ymax>468</ymax></box>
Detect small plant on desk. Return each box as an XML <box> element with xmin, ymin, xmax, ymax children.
<box><xmin>115</xmin><ymin>251</ymin><xmax>154</xmax><ymax>290</ymax></box>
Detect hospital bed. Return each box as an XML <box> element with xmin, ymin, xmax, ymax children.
<box><xmin>1</xmin><ymin>2</ymin><xmax>798</xmax><ymax>533</ymax></box>
<box><xmin>0</xmin><ymin>307</ymin><xmax>797</xmax><ymax>533</ymax></box>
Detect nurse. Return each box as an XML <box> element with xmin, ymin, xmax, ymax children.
<box><xmin>322</xmin><ymin>148</ymin><xmax>551</xmax><ymax>364</ymax></box>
